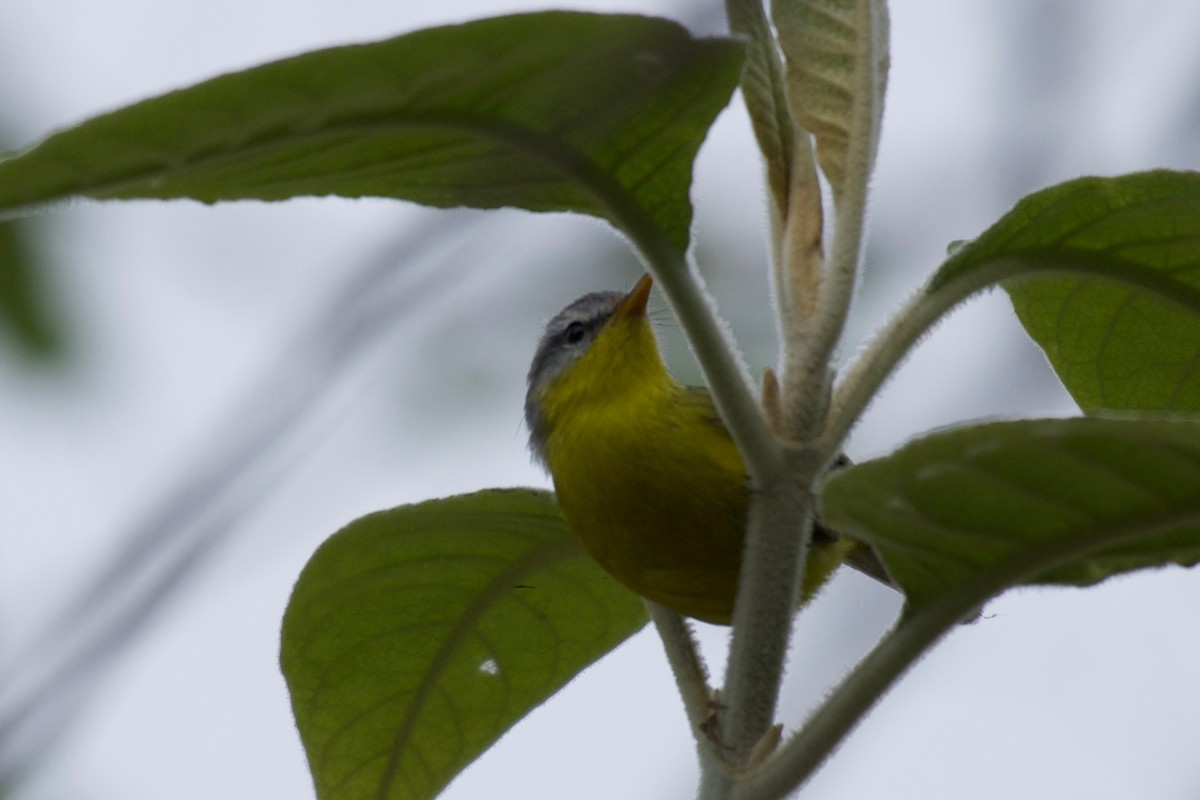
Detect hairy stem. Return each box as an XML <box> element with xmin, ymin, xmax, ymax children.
<box><xmin>732</xmin><ymin>600</ymin><xmax>959</xmax><ymax>800</ymax></box>
<box><xmin>612</xmin><ymin>209</ymin><xmax>780</xmax><ymax>483</ymax></box>
<box><xmin>720</xmin><ymin>478</ymin><xmax>812</xmax><ymax>760</ymax></box>
<box><xmin>620</xmin><ymin>226</ymin><xmax>803</xmax><ymax>780</ymax></box>
<box><xmin>613</xmin><ymin>192</ymin><xmax>811</xmax><ymax>792</ymax></box>
<box><xmin>644</xmin><ymin>602</ymin><xmax>715</xmax><ymax>752</ymax></box>
<box><xmin>823</xmin><ymin>258</ymin><xmax>1045</xmax><ymax>457</ymax></box>
<box><xmin>783</xmin><ymin>177</ymin><xmax>866</xmax><ymax>444</ymax></box>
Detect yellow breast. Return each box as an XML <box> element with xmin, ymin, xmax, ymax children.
<box><xmin>546</xmin><ymin>394</ymin><xmax>748</xmax><ymax>622</ymax></box>
<box><xmin>537</xmin><ymin>316</ymin><xmax>748</xmax><ymax>622</ymax></box>
<box><xmin>532</xmin><ymin>296</ymin><xmax>850</xmax><ymax>624</ymax></box>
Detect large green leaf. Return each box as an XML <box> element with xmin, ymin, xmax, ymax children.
<box><xmin>280</xmin><ymin>488</ymin><xmax>647</xmax><ymax>800</ymax></box>
<box><xmin>932</xmin><ymin>170</ymin><xmax>1200</xmax><ymax>412</ymax></box>
<box><xmin>820</xmin><ymin>417</ymin><xmax>1200</xmax><ymax>614</ymax></box>
<box><xmin>0</xmin><ymin>13</ymin><xmax>743</xmax><ymax>252</ymax></box>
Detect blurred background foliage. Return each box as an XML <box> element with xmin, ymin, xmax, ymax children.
<box><xmin>0</xmin><ymin>216</ymin><xmax>65</xmax><ymax>363</ymax></box>
<box><xmin>1</xmin><ymin>2</ymin><xmax>1198</xmax><ymax>799</ymax></box>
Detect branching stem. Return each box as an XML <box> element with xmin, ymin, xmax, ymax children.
<box><xmin>644</xmin><ymin>602</ymin><xmax>716</xmax><ymax>754</ymax></box>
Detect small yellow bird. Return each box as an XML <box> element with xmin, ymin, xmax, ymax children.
<box><xmin>525</xmin><ymin>274</ymin><xmax>878</xmax><ymax>624</ymax></box>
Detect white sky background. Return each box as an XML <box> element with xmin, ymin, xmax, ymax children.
<box><xmin>1</xmin><ymin>1</ymin><xmax>1200</xmax><ymax>799</ymax></box>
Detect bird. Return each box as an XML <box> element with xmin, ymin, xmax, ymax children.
<box><xmin>524</xmin><ymin>274</ymin><xmax>886</xmax><ymax>624</ymax></box>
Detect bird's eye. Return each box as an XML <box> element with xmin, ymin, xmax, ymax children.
<box><xmin>564</xmin><ymin>321</ymin><xmax>586</xmax><ymax>344</ymax></box>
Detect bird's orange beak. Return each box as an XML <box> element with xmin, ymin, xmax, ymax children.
<box><xmin>614</xmin><ymin>274</ymin><xmax>653</xmax><ymax>319</ymax></box>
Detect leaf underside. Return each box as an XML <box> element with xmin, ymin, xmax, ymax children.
<box><xmin>821</xmin><ymin>417</ymin><xmax>1200</xmax><ymax>615</ymax></box>
<box><xmin>280</xmin><ymin>488</ymin><xmax>647</xmax><ymax>800</ymax></box>
<box><xmin>0</xmin><ymin>12</ymin><xmax>743</xmax><ymax>252</ymax></box>
<box><xmin>936</xmin><ymin>170</ymin><xmax>1200</xmax><ymax>412</ymax></box>
<box><xmin>771</xmin><ymin>0</ymin><xmax>889</xmax><ymax>193</ymax></box>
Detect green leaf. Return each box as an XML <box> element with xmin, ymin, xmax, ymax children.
<box><xmin>821</xmin><ymin>417</ymin><xmax>1200</xmax><ymax>614</ymax></box>
<box><xmin>0</xmin><ymin>13</ymin><xmax>742</xmax><ymax>253</ymax></box>
<box><xmin>0</xmin><ymin>218</ymin><xmax>64</xmax><ymax>360</ymax></box>
<box><xmin>725</xmin><ymin>0</ymin><xmax>808</xmax><ymax>214</ymax></box>
<box><xmin>280</xmin><ymin>488</ymin><xmax>647</xmax><ymax>800</ymax></box>
<box><xmin>771</xmin><ymin>0</ymin><xmax>889</xmax><ymax>194</ymax></box>
<box><xmin>932</xmin><ymin>170</ymin><xmax>1200</xmax><ymax>412</ymax></box>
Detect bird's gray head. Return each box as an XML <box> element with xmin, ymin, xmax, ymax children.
<box><xmin>524</xmin><ymin>289</ymin><xmax>624</xmax><ymax>464</ymax></box>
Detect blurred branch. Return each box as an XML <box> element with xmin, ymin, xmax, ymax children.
<box><xmin>0</xmin><ymin>215</ymin><xmax>65</xmax><ymax>363</ymax></box>
<box><xmin>0</xmin><ymin>207</ymin><xmax>493</xmax><ymax>781</ymax></box>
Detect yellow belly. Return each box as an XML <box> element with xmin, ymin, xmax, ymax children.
<box><xmin>542</xmin><ymin>382</ymin><xmax>845</xmax><ymax>624</ymax></box>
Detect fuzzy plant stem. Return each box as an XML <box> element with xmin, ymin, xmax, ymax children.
<box><xmin>644</xmin><ymin>602</ymin><xmax>717</xmax><ymax>755</ymax></box>
<box><xmin>731</xmin><ymin>598</ymin><xmax>961</xmax><ymax>800</ymax></box>
<box><xmin>823</xmin><ymin>259</ymin><xmax>1034</xmax><ymax>456</ymax></box>
<box><xmin>614</xmin><ymin>211</ymin><xmax>810</xmax><ymax>789</ymax></box>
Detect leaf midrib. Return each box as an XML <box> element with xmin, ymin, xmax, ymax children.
<box><xmin>70</xmin><ymin>112</ymin><xmax>627</xmax><ymax>202</ymax></box>
<box><xmin>368</xmin><ymin>535</ymin><xmax>582</xmax><ymax>800</ymax></box>
<box><xmin>909</xmin><ymin>504</ymin><xmax>1200</xmax><ymax>614</ymax></box>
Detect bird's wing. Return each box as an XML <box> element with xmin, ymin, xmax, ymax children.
<box><xmin>680</xmin><ymin>390</ymin><xmax>898</xmax><ymax>591</ymax></box>
<box><xmin>678</xmin><ymin>384</ymin><xmax>726</xmax><ymax>428</ymax></box>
